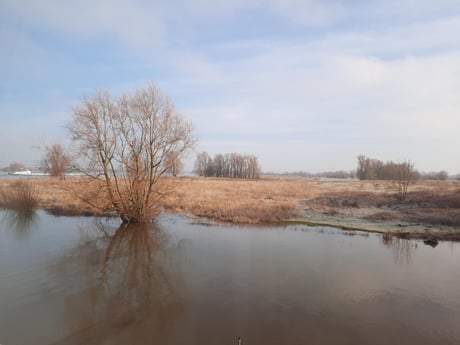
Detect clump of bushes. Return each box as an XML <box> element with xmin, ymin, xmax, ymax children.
<box><xmin>0</xmin><ymin>180</ymin><xmax>39</xmax><ymax>211</ymax></box>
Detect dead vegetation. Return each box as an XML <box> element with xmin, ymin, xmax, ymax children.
<box><xmin>0</xmin><ymin>180</ymin><xmax>38</xmax><ymax>211</ymax></box>
<box><xmin>0</xmin><ymin>176</ymin><xmax>306</xmax><ymax>223</ymax></box>
<box><xmin>161</xmin><ymin>177</ymin><xmax>303</xmax><ymax>224</ymax></box>
<box><xmin>0</xmin><ymin>178</ymin><xmax>107</xmax><ymax>217</ymax></box>
<box><xmin>0</xmin><ymin>177</ymin><xmax>459</xmax><ymax>238</ymax></box>
<box><xmin>303</xmin><ymin>181</ymin><xmax>460</xmax><ymax>227</ymax></box>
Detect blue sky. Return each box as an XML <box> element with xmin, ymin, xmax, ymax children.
<box><xmin>1</xmin><ymin>0</ymin><xmax>460</xmax><ymax>173</ymax></box>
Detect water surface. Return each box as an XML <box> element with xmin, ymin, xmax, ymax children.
<box><xmin>1</xmin><ymin>210</ymin><xmax>459</xmax><ymax>345</ymax></box>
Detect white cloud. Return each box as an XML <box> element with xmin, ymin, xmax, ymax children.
<box><xmin>167</xmin><ymin>20</ymin><xmax>460</xmax><ymax>172</ymax></box>
<box><xmin>1</xmin><ymin>0</ymin><xmax>460</xmax><ymax>172</ymax></box>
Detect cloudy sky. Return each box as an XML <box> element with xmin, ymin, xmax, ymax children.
<box><xmin>1</xmin><ymin>0</ymin><xmax>460</xmax><ymax>173</ymax></box>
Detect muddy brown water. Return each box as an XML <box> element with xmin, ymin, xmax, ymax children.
<box><xmin>1</xmin><ymin>210</ymin><xmax>460</xmax><ymax>345</ymax></box>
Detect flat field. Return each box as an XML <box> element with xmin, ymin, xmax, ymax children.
<box><xmin>1</xmin><ymin>176</ymin><xmax>459</xmax><ymax>240</ymax></box>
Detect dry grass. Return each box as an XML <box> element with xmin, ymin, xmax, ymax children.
<box><xmin>0</xmin><ymin>177</ymin><xmax>459</xmax><ymax>228</ymax></box>
<box><xmin>161</xmin><ymin>177</ymin><xmax>307</xmax><ymax>224</ymax></box>
<box><xmin>0</xmin><ymin>176</ymin><xmax>311</xmax><ymax>223</ymax></box>
<box><xmin>0</xmin><ymin>178</ymin><xmax>108</xmax><ymax>216</ymax></box>
<box><xmin>0</xmin><ymin>180</ymin><xmax>39</xmax><ymax>210</ymax></box>
<box><xmin>300</xmin><ymin>180</ymin><xmax>460</xmax><ymax>229</ymax></box>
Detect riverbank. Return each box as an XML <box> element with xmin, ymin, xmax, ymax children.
<box><xmin>0</xmin><ymin>176</ymin><xmax>459</xmax><ymax>241</ymax></box>
<box><xmin>294</xmin><ymin>179</ymin><xmax>460</xmax><ymax>242</ymax></box>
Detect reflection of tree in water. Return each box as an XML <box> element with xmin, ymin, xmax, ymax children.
<box><xmin>3</xmin><ymin>209</ymin><xmax>38</xmax><ymax>239</ymax></box>
<box><xmin>57</xmin><ymin>222</ymin><xmax>184</xmax><ymax>345</ymax></box>
<box><xmin>381</xmin><ymin>234</ymin><xmax>417</xmax><ymax>265</ymax></box>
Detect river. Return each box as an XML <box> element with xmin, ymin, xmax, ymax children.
<box><xmin>0</xmin><ymin>210</ymin><xmax>459</xmax><ymax>344</ymax></box>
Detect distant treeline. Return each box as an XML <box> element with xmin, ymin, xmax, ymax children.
<box><xmin>194</xmin><ymin>152</ymin><xmax>260</xmax><ymax>179</ymax></box>
<box><xmin>357</xmin><ymin>155</ymin><xmax>450</xmax><ymax>181</ymax></box>
<box><xmin>265</xmin><ymin>156</ymin><xmax>455</xmax><ymax>181</ymax></box>
<box><xmin>267</xmin><ymin>170</ymin><xmax>355</xmax><ymax>179</ymax></box>
<box><xmin>418</xmin><ymin>171</ymin><xmax>450</xmax><ymax>181</ymax></box>
<box><xmin>0</xmin><ymin>162</ymin><xmax>28</xmax><ymax>172</ymax></box>
<box><xmin>357</xmin><ymin>155</ymin><xmax>417</xmax><ymax>181</ymax></box>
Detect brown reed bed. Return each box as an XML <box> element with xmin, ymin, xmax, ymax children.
<box><xmin>161</xmin><ymin>177</ymin><xmax>313</xmax><ymax>223</ymax></box>
<box><xmin>0</xmin><ymin>177</ymin><xmax>459</xmax><ymax>231</ymax></box>
<box><xmin>0</xmin><ymin>178</ymin><xmax>106</xmax><ymax>217</ymax></box>
<box><xmin>0</xmin><ymin>176</ymin><xmax>311</xmax><ymax>223</ymax></box>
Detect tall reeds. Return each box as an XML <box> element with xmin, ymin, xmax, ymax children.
<box><xmin>0</xmin><ymin>180</ymin><xmax>39</xmax><ymax>211</ymax></box>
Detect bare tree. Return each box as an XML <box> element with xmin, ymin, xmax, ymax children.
<box><xmin>163</xmin><ymin>151</ymin><xmax>184</xmax><ymax>177</ymax></box>
<box><xmin>393</xmin><ymin>160</ymin><xmax>417</xmax><ymax>201</ymax></box>
<box><xmin>194</xmin><ymin>151</ymin><xmax>212</xmax><ymax>177</ymax></box>
<box><xmin>247</xmin><ymin>155</ymin><xmax>260</xmax><ymax>179</ymax></box>
<box><xmin>213</xmin><ymin>153</ymin><xmax>225</xmax><ymax>178</ymax></box>
<box><xmin>1</xmin><ymin>162</ymin><xmax>26</xmax><ymax>172</ymax></box>
<box><xmin>67</xmin><ymin>84</ymin><xmax>195</xmax><ymax>224</ymax></box>
<box><xmin>356</xmin><ymin>155</ymin><xmax>369</xmax><ymax>180</ymax></box>
<box><xmin>42</xmin><ymin>143</ymin><xmax>72</xmax><ymax>178</ymax></box>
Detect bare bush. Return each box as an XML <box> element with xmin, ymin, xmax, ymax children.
<box><xmin>67</xmin><ymin>84</ymin><xmax>195</xmax><ymax>224</ymax></box>
<box><xmin>393</xmin><ymin>160</ymin><xmax>416</xmax><ymax>201</ymax></box>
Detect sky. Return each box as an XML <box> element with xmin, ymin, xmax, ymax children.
<box><xmin>1</xmin><ymin>0</ymin><xmax>460</xmax><ymax>174</ymax></box>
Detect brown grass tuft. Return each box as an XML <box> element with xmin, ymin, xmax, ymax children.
<box><xmin>0</xmin><ymin>180</ymin><xmax>39</xmax><ymax>211</ymax></box>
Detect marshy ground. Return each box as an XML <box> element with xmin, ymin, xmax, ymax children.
<box><xmin>1</xmin><ymin>176</ymin><xmax>459</xmax><ymax>240</ymax></box>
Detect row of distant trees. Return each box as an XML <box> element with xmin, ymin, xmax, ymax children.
<box><xmin>3</xmin><ymin>153</ymin><xmax>453</xmax><ymax>183</ymax></box>
<box><xmin>356</xmin><ymin>155</ymin><xmax>449</xmax><ymax>181</ymax></box>
<box><xmin>419</xmin><ymin>171</ymin><xmax>449</xmax><ymax>181</ymax></box>
<box><xmin>356</xmin><ymin>155</ymin><xmax>418</xmax><ymax>201</ymax></box>
<box><xmin>194</xmin><ymin>152</ymin><xmax>260</xmax><ymax>179</ymax></box>
<box><xmin>268</xmin><ymin>169</ymin><xmax>451</xmax><ymax>181</ymax></box>
<box><xmin>269</xmin><ymin>170</ymin><xmax>355</xmax><ymax>179</ymax></box>
<box><xmin>357</xmin><ymin>155</ymin><xmax>417</xmax><ymax>181</ymax></box>
<box><xmin>2</xmin><ymin>151</ymin><xmax>453</xmax><ymax>183</ymax></box>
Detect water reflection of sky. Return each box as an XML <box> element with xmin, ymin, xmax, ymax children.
<box><xmin>0</xmin><ymin>210</ymin><xmax>460</xmax><ymax>345</ymax></box>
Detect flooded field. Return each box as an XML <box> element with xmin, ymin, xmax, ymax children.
<box><xmin>1</xmin><ymin>210</ymin><xmax>460</xmax><ymax>345</ymax></box>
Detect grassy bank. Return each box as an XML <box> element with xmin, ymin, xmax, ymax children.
<box><xmin>0</xmin><ymin>177</ymin><xmax>459</xmax><ymax>240</ymax></box>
